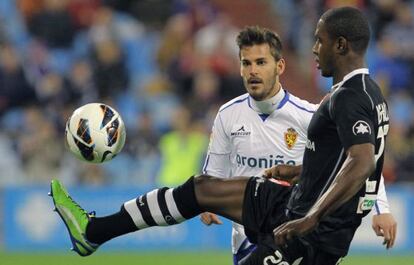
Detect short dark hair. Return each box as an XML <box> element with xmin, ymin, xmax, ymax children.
<box><xmin>321</xmin><ymin>7</ymin><xmax>370</xmax><ymax>54</ymax></box>
<box><xmin>236</xmin><ymin>26</ymin><xmax>283</xmax><ymax>61</ymax></box>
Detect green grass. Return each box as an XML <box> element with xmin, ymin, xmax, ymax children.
<box><xmin>0</xmin><ymin>252</ymin><xmax>413</xmax><ymax>265</ymax></box>
<box><xmin>0</xmin><ymin>252</ymin><xmax>229</xmax><ymax>265</ymax></box>
<box><xmin>342</xmin><ymin>255</ymin><xmax>414</xmax><ymax>265</ymax></box>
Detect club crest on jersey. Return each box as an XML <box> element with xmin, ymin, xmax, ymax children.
<box><xmin>284</xmin><ymin>127</ymin><xmax>298</xmax><ymax>149</ymax></box>
<box><xmin>352</xmin><ymin>120</ymin><xmax>371</xmax><ymax>135</ymax></box>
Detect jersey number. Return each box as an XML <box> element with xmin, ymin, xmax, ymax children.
<box><xmin>374</xmin><ymin>124</ymin><xmax>389</xmax><ymax>163</ymax></box>
<box><xmin>263</xmin><ymin>250</ymin><xmax>303</xmax><ymax>265</ymax></box>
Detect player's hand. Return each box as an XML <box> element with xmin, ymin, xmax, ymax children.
<box><xmin>200</xmin><ymin>212</ymin><xmax>223</xmax><ymax>226</ymax></box>
<box><xmin>273</xmin><ymin>214</ymin><xmax>319</xmax><ymax>246</ymax></box>
<box><xmin>263</xmin><ymin>165</ymin><xmax>292</xmax><ymax>178</ymax></box>
<box><xmin>372</xmin><ymin>213</ymin><xmax>397</xmax><ymax>249</ymax></box>
<box><xmin>263</xmin><ymin>165</ymin><xmax>301</xmax><ymax>184</ymax></box>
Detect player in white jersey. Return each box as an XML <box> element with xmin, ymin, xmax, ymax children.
<box><xmin>200</xmin><ymin>26</ymin><xmax>396</xmax><ymax>264</ymax></box>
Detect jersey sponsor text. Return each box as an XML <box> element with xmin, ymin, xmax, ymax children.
<box><xmin>236</xmin><ymin>154</ymin><xmax>296</xmax><ymax>168</ymax></box>
<box><xmin>305</xmin><ymin>139</ymin><xmax>315</xmax><ymax>151</ymax></box>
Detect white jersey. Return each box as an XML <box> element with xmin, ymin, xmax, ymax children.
<box><xmin>204</xmin><ymin>91</ymin><xmax>315</xmax><ymax>177</ymax></box>
<box><xmin>202</xmin><ymin>90</ymin><xmax>390</xmax><ymax>255</ymax></box>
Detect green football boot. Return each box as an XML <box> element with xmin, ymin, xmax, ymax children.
<box><xmin>50</xmin><ymin>179</ymin><xmax>99</xmax><ymax>256</ymax></box>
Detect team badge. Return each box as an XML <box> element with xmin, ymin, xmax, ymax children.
<box><xmin>352</xmin><ymin>120</ymin><xmax>371</xmax><ymax>135</ymax></box>
<box><xmin>284</xmin><ymin>127</ymin><xmax>298</xmax><ymax>150</ymax></box>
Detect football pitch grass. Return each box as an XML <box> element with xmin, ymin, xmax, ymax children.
<box><xmin>1</xmin><ymin>251</ymin><xmax>414</xmax><ymax>265</ymax></box>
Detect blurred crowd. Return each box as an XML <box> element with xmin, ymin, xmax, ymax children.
<box><xmin>0</xmin><ymin>0</ymin><xmax>412</xmax><ymax>187</ymax></box>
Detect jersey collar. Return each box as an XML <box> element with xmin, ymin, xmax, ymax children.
<box><xmin>248</xmin><ymin>88</ymin><xmax>289</xmax><ymax>114</ymax></box>
<box><xmin>331</xmin><ymin>68</ymin><xmax>369</xmax><ymax>91</ymax></box>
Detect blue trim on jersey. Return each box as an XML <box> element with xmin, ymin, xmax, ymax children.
<box><xmin>247</xmin><ymin>96</ymin><xmax>252</xmax><ymax>108</ymax></box>
<box><xmin>258</xmin><ymin>113</ymin><xmax>269</xmax><ymax>121</ymax></box>
<box><xmin>202</xmin><ymin>154</ymin><xmax>210</xmax><ymax>174</ymax></box>
<box><xmin>287</xmin><ymin>99</ymin><xmax>315</xmax><ymax>113</ymax></box>
<box><xmin>277</xmin><ymin>90</ymin><xmax>290</xmax><ymax>109</ymax></box>
<box><xmin>374</xmin><ymin>201</ymin><xmax>381</xmax><ymax>214</ymax></box>
<box><xmin>233</xmin><ymin>239</ymin><xmax>257</xmax><ymax>265</ymax></box>
<box><xmin>219</xmin><ymin>96</ymin><xmax>249</xmax><ymax>112</ymax></box>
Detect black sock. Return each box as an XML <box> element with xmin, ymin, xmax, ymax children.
<box><xmin>86</xmin><ymin>205</ymin><xmax>136</xmax><ymax>245</ymax></box>
<box><xmin>172</xmin><ymin>176</ymin><xmax>202</xmax><ymax>219</ymax></box>
<box><xmin>85</xmin><ymin>176</ymin><xmax>202</xmax><ymax>245</ymax></box>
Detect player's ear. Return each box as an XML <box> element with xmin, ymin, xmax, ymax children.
<box><xmin>276</xmin><ymin>58</ymin><xmax>285</xmax><ymax>75</ymax></box>
<box><xmin>336</xmin><ymin>37</ymin><xmax>348</xmax><ymax>55</ymax></box>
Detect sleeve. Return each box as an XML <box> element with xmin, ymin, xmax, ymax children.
<box><xmin>373</xmin><ymin>175</ymin><xmax>391</xmax><ymax>214</ymax></box>
<box><xmin>202</xmin><ymin>153</ymin><xmax>231</xmax><ymax>177</ymax></box>
<box><xmin>201</xmin><ymin>112</ymin><xmax>232</xmax><ymax>178</ymax></box>
<box><xmin>329</xmin><ymin>88</ymin><xmax>376</xmax><ymax>150</ymax></box>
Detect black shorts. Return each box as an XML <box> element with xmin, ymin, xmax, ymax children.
<box><xmin>241</xmin><ymin>177</ymin><xmax>344</xmax><ymax>265</ymax></box>
<box><xmin>242</xmin><ymin>177</ymin><xmax>291</xmax><ymax>243</ymax></box>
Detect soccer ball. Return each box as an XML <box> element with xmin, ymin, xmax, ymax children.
<box><xmin>65</xmin><ymin>103</ymin><xmax>126</xmax><ymax>163</ymax></box>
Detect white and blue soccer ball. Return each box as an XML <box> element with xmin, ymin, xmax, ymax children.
<box><xmin>65</xmin><ymin>103</ymin><xmax>126</xmax><ymax>163</ymax></box>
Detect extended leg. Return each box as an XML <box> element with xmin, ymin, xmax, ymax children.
<box><xmin>194</xmin><ymin>174</ymin><xmax>249</xmax><ymax>223</ymax></box>
<box><xmin>50</xmin><ymin>174</ymin><xmax>250</xmax><ymax>256</ymax></box>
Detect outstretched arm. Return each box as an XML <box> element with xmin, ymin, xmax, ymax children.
<box><xmin>273</xmin><ymin>143</ymin><xmax>375</xmax><ymax>245</ymax></box>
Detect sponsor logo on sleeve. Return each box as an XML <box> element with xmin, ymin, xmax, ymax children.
<box><xmin>356</xmin><ymin>194</ymin><xmax>377</xmax><ymax>213</ymax></box>
<box><xmin>231</xmin><ymin>125</ymin><xmax>251</xmax><ymax>136</ymax></box>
